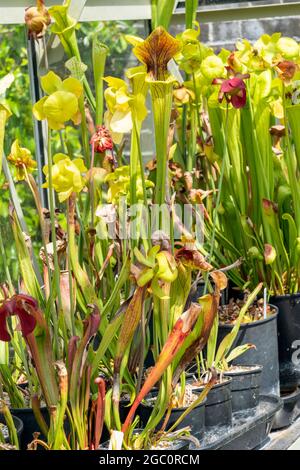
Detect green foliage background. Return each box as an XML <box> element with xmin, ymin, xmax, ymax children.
<box><xmin>0</xmin><ymin>20</ymin><xmax>139</xmax><ymax>283</ymax></box>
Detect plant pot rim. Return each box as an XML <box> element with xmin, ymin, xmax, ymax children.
<box><xmin>270</xmin><ymin>292</ymin><xmax>300</xmax><ymax>300</ymax></box>
<box><xmin>192</xmin><ymin>376</ymin><xmax>232</xmax><ymax>390</ymax></box>
<box><xmin>280</xmin><ymin>387</ymin><xmax>300</xmax><ymax>402</ymax></box>
<box><xmin>219</xmin><ymin>304</ymin><xmax>278</xmax><ymax>329</ymax></box>
<box><xmin>223</xmin><ymin>364</ymin><xmax>263</xmax><ymax>376</ymax></box>
<box><xmin>142</xmin><ymin>392</ymin><xmax>207</xmax><ymax>411</ymax></box>
<box><xmin>0</xmin><ymin>414</ymin><xmax>24</xmax><ymax>440</ymax></box>
<box><xmin>10</xmin><ymin>405</ymin><xmax>47</xmax><ymax>413</ymax></box>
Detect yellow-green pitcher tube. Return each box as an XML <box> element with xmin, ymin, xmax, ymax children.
<box><xmin>127</xmin><ymin>67</ymin><xmax>148</xmax><ymax>246</ymax></box>
<box><xmin>93</xmin><ymin>40</ymin><xmax>109</xmax><ymax>126</ymax></box>
<box><xmin>150</xmin><ymin>80</ymin><xmax>173</xmax><ymax>208</ymax></box>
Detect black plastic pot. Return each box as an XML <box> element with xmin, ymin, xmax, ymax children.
<box><xmin>225</xmin><ymin>281</ymin><xmax>245</xmax><ymax>303</ymax></box>
<box><xmin>191</xmin><ymin>281</ymin><xmax>227</xmax><ymax>304</ymax></box>
<box><xmin>190</xmin><ymin>395</ymin><xmax>283</xmax><ymax>450</ymax></box>
<box><xmin>272</xmin><ymin>387</ymin><xmax>300</xmax><ymax>430</ymax></box>
<box><xmin>185</xmin><ymin>362</ymin><xmax>199</xmax><ymax>379</ymax></box>
<box><xmin>119</xmin><ymin>399</ymin><xmax>143</xmax><ymax>423</ymax></box>
<box><xmin>140</xmin><ymin>392</ymin><xmax>206</xmax><ymax>437</ymax></box>
<box><xmin>217</xmin><ymin>308</ymin><xmax>280</xmax><ymax>396</ymax></box>
<box><xmin>270</xmin><ymin>293</ymin><xmax>300</xmax><ymax>392</ymax></box>
<box><xmin>0</xmin><ymin>414</ymin><xmax>23</xmax><ymax>446</ymax></box>
<box><xmin>223</xmin><ymin>365</ymin><xmax>262</xmax><ymax>412</ymax></box>
<box><xmin>11</xmin><ymin>406</ymin><xmax>49</xmax><ymax>449</ymax></box>
<box><xmin>192</xmin><ymin>378</ymin><xmax>232</xmax><ymax>428</ymax></box>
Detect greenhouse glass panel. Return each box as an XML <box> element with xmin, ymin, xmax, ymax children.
<box><xmin>172</xmin><ymin>0</ymin><xmax>300</xmax><ymax>48</ymax></box>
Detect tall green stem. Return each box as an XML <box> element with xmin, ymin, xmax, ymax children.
<box><xmin>0</xmin><ymin>228</ymin><xmax>13</xmax><ymax>294</ymax></box>
<box><xmin>185</xmin><ymin>0</ymin><xmax>198</xmax><ymax>29</ymax></box>
<box><xmin>92</xmin><ymin>39</ymin><xmax>109</xmax><ymax>126</ymax></box>
<box><xmin>150</xmin><ymin>81</ymin><xmax>173</xmax><ymax>209</ymax></box>
<box><xmin>25</xmin><ymin>172</ymin><xmax>52</xmax><ymax>290</ymax></box>
<box><xmin>77</xmin><ymin>96</ymin><xmax>90</xmax><ymax>167</ymax></box>
<box><xmin>207</xmin><ymin>107</ymin><xmax>229</xmax><ymax>268</ymax></box>
<box><xmin>181</xmin><ymin>103</ymin><xmax>187</xmax><ymax>164</ymax></box>
<box><xmin>282</xmin><ymin>91</ymin><xmax>300</xmax><ymax>233</ymax></box>
<box><xmin>151</xmin><ymin>0</ymin><xmax>176</xmax><ymax>30</ymax></box>
<box><xmin>131</xmin><ymin>119</ymin><xmax>150</xmax><ymax>251</ymax></box>
<box><xmin>47</xmin><ymin>131</ymin><xmax>61</xmax><ymax>356</ymax></box>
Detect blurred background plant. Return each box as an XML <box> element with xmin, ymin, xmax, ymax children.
<box><xmin>0</xmin><ymin>20</ymin><xmax>138</xmax><ymax>284</ymax></box>
<box><xmin>0</xmin><ymin>25</ymin><xmax>34</xmax><ymax>152</ymax></box>
<box><xmin>0</xmin><ymin>24</ymin><xmax>36</xmax><ymax>282</ymax></box>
